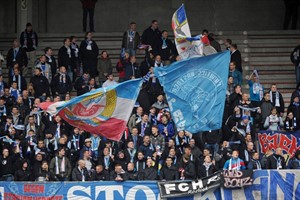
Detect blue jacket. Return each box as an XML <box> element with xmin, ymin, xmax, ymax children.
<box><xmin>229</xmin><ymin>70</ymin><xmax>242</xmax><ymax>86</ymax></box>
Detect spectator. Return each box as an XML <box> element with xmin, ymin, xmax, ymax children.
<box><xmin>247</xmin><ymin>152</ymin><xmax>262</xmax><ymax>170</ymax></box>
<box><xmin>138</xmin><ymin>135</ymin><xmax>155</xmax><ymax>159</ymax></box>
<box><xmin>291</xmin><ymin>41</ymin><xmax>300</xmax><ymax>84</ymax></box>
<box><xmin>152</xmin><ymin>94</ymin><xmax>168</xmax><ymax>110</ymax></box>
<box><xmin>240</xmin><ymin>142</ymin><xmax>255</xmax><ymax>165</ymax></box>
<box><xmin>228</xmin><ymin>85</ymin><xmax>243</xmax><ymax>115</ymax></box>
<box><xmin>3</xmin><ymin>87</ymin><xmax>16</xmax><ymax>113</ymax></box>
<box><xmin>266</xmin><ymin>147</ymin><xmax>286</xmax><ymax>169</ymax></box>
<box><xmin>34</xmin><ymin>55</ymin><xmax>52</xmax><ymax>83</ymax></box>
<box><xmin>0</xmin><ymin>148</ymin><xmax>18</xmax><ymax>181</ymax></box>
<box><xmin>85</xmin><ymin>77</ymin><xmax>98</xmax><ymax>92</ymax></box>
<box><xmin>97</xmin><ymin>50</ymin><xmax>113</xmax><ymax>86</ymax></box>
<box><xmin>0</xmin><ymin>97</ymin><xmax>7</xmax><ymax>120</ymax></box>
<box><xmin>135</xmin><ymin>151</ymin><xmax>146</xmax><ymax>172</ymax></box>
<box><xmin>140</xmin><ymin>52</ymin><xmax>155</xmax><ymax>77</ymax></box>
<box><xmin>159</xmin><ymin>157</ymin><xmax>178</xmax><ymax>180</ymax></box>
<box><xmin>51</xmin><ymin>66</ymin><xmax>72</xmax><ymax>100</ymax></box>
<box><xmin>14</xmin><ymin>160</ymin><xmax>30</xmax><ymax>181</ymax></box>
<box><xmin>68</xmin><ymin>127</ymin><xmax>85</xmax><ymax>164</ymax></box>
<box><xmin>175</xmin><ymin>130</ymin><xmax>189</xmax><ymax>155</ymax></box>
<box><xmin>122</xmin><ymin>22</ymin><xmax>141</xmax><ymax>56</ymax></box>
<box><xmin>70</xmin><ymin>36</ymin><xmax>81</xmax><ymax>78</ymax></box>
<box><xmin>158</xmin><ymin>114</ymin><xmax>175</xmax><ymax>142</ymax></box>
<box><xmin>124</xmin><ymin>140</ymin><xmax>136</xmax><ymax>164</ymax></box>
<box><xmin>158</xmin><ymin>30</ymin><xmax>175</xmax><ymax>65</ymax></box>
<box><xmin>58</xmin><ymin>38</ymin><xmax>73</xmax><ymax>82</ymax></box>
<box><xmin>6</xmin><ymin>39</ymin><xmax>28</xmax><ymax>78</ymax></box>
<box><xmin>203</xmin><ymin>130</ymin><xmax>222</xmax><ymax>157</ymax></box>
<box><xmin>260</xmin><ymin>92</ymin><xmax>273</xmax><ymax>130</ymax></box>
<box><xmin>116</xmin><ymin>52</ymin><xmax>130</xmax><ymax>82</ymax></box>
<box><xmin>99</xmin><ymin>147</ymin><xmax>114</xmax><ymax>173</ymax></box>
<box><xmin>128</xmin><ymin>106</ymin><xmax>143</xmax><ymax>132</ymax></box>
<box><xmin>208</xmin><ymin>33</ymin><xmax>221</xmax><ymax>52</ymax></box>
<box><xmin>35</xmin><ymin>160</ymin><xmax>56</xmax><ymax>181</ymax></box>
<box><xmin>81</xmin><ymin>0</ymin><xmax>97</xmax><ymax>32</ymax></box>
<box><xmin>91</xmin><ymin>164</ymin><xmax>109</xmax><ymax>181</ymax></box>
<box><xmin>30</xmin><ymin>68</ymin><xmax>50</xmax><ymax>99</ymax></box>
<box><xmin>264</xmin><ymin>107</ymin><xmax>284</xmax><ymax>131</ymax></box>
<box><xmin>287</xmin><ymin>96</ymin><xmax>300</xmax><ymax>128</ymax></box>
<box><xmin>110</xmin><ymin>163</ymin><xmax>127</xmax><ymax>181</ymax></box>
<box><xmin>74</xmin><ymin>71</ymin><xmax>90</xmax><ymax>96</ymax></box>
<box><xmin>20</xmin><ymin>22</ymin><xmax>38</xmax><ymax>76</ymax></box>
<box><xmin>140</xmin><ymin>158</ymin><xmax>157</xmax><ymax>180</ymax></box>
<box><xmin>0</xmin><ymin>75</ymin><xmax>7</xmax><ymax>97</ymax></box>
<box><xmin>230</xmin><ymin>44</ymin><xmax>242</xmax><ymax>73</ymax></box>
<box><xmin>223</xmin><ymin>150</ymin><xmax>246</xmax><ymax>170</ymax></box>
<box><xmin>142</xmin><ymin>20</ymin><xmax>161</xmax><ymax>56</ymax></box>
<box><xmin>82</xmin><ymin>149</ymin><xmax>95</xmax><ymax>172</ymax></box>
<box><xmin>248</xmin><ymin>71</ymin><xmax>264</xmax><ymax>107</ymax></box>
<box><xmin>284</xmin><ymin>111</ymin><xmax>298</xmax><ymax>131</ymax></box>
<box><xmin>125</xmin><ymin>56</ymin><xmax>140</xmax><ymax>80</ymax></box>
<box><xmin>102</xmin><ymin>74</ymin><xmax>118</xmax><ymax>88</ymax></box>
<box><xmin>229</xmin><ymin>61</ymin><xmax>242</xmax><ymax>86</ymax></box>
<box><xmin>10</xmin><ymin>66</ymin><xmax>27</xmax><ymax>92</ymax></box>
<box><xmin>269</xmin><ymin>84</ymin><xmax>285</xmax><ymax>116</ymax></box>
<box><xmin>226</xmin><ymin>76</ymin><xmax>234</xmax><ymax>102</ymax></box>
<box><xmin>49</xmin><ymin>147</ymin><xmax>72</xmax><ymax>181</ymax></box>
<box><xmin>150</xmin><ymin>125</ymin><xmax>165</xmax><ymax>153</ymax></box>
<box><xmin>290</xmin><ymin>150</ymin><xmax>300</xmax><ymax>169</ymax></box>
<box><xmin>224</xmin><ymin>38</ymin><xmax>232</xmax><ymax>50</ymax></box>
<box><xmin>126</xmin><ymin>162</ymin><xmax>139</xmax><ymax>180</ymax></box>
<box><xmin>45</xmin><ymin>47</ymin><xmax>57</xmax><ymax>77</ymax></box>
<box><xmin>127</xmin><ymin>127</ymin><xmax>143</xmax><ymax>150</ymax></box>
<box><xmin>89</xmin><ymin>133</ymin><xmax>103</xmax><ymax>162</ymax></box>
<box><xmin>71</xmin><ymin>159</ymin><xmax>90</xmax><ymax>181</ymax></box>
<box><xmin>198</xmin><ymin>155</ymin><xmax>217</xmax><ymax>178</ymax></box>
<box><xmin>136</xmin><ymin>113</ymin><xmax>151</xmax><ymax>137</ymax></box>
<box><xmin>179</xmin><ymin>154</ymin><xmax>196</xmax><ymax>180</ymax></box>
<box><xmin>9</xmin><ymin>82</ymin><xmax>21</xmax><ymax>101</ymax></box>
<box><xmin>80</xmin><ymin>32</ymin><xmax>99</xmax><ymax>78</ymax></box>
<box><xmin>189</xmin><ymin>139</ymin><xmax>202</xmax><ymax>160</ymax></box>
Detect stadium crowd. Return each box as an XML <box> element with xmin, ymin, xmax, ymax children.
<box><xmin>0</xmin><ymin>20</ymin><xmax>300</xmax><ymax>182</ymax></box>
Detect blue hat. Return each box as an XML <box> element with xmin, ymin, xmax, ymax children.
<box><xmin>242</xmin><ymin>115</ymin><xmax>249</xmax><ymax>120</ymax></box>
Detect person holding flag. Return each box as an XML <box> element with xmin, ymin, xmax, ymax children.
<box><xmin>248</xmin><ymin>69</ymin><xmax>264</xmax><ymax>107</ymax></box>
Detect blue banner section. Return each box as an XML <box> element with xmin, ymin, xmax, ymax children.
<box><xmin>1</xmin><ymin>170</ymin><xmax>299</xmax><ymax>200</ymax></box>
<box><xmin>258</xmin><ymin>130</ymin><xmax>300</xmax><ymax>156</ymax></box>
<box><xmin>221</xmin><ymin>170</ymin><xmax>300</xmax><ymax>200</ymax></box>
<box><xmin>154</xmin><ymin>51</ymin><xmax>230</xmax><ymax>133</ymax></box>
<box><xmin>0</xmin><ymin>181</ymin><xmax>219</xmax><ymax>200</ymax></box>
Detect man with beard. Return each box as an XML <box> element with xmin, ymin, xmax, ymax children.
<box><xmin>159</xmin><ymin>157</ymin><xmax>178</xmax><ymax>180</ymax></box>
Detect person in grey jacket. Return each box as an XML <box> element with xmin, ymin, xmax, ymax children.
<box><xmin>97</xmin><ymin>51</ymin><xmax>112</xmax><ymax>86</ymax></box>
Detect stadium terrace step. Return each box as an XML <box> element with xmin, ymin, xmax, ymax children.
<box><xmin>249</xmin><ymin>56</ymin><xmax>291</xmax><ymax>62</ymax></box>
<box><xmin>247</xmin><ymin>47</ymin><xmax>294</xmax><ymax>53</ymax></box>
<box><xmin>248</xmin><ymin>38</ymin><xmax>299</xmax><ymax>44</ymax></box>
<box><xmin>0</xmin><ymin>30</ymin><xmax>299</xmax><ymax>114</ymax></box>
<box><xmin>257</xmin><ymin>70</ymin><xmax>294</xmax><ymax>74</ymax></box>
<box><xmin>257</xmin><ymin>74</ymin><xmax>295</xmax><ymax>80</ymax></box>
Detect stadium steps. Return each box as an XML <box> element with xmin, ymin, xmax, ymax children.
<box><xmin>0</xmin><ymin>30</ymin><xmax>299</xmax><ymax>112</ymax></box>
<box><xmin>246</xmin><ymin>31</ymin><xmax>299</xmax><ymax>113</ymax></box>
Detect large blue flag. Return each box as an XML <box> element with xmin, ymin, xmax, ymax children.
<box><xmin>154</xmin><ymin>51</ymin><xmax>230</xmax><ymax>133</ymax></box>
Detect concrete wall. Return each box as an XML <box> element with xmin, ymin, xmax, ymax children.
<box><xmin>0</xmin><ymin>0</ymin><xmax>16</xmax><ymax>33</ymax></box>
<box><xmin>0</xmin><ymin>0</ymin><xmax>299</xmax><ymax>33</ymax></box>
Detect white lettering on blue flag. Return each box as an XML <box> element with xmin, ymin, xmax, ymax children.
<box><xmin>155</xmin><ymin>51</ymin><xmax>231</xmax><ymax>133</ymax></box>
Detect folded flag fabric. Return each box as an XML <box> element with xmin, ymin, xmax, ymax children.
<box><xmin>154</xmin><ymin>51</ymin><xmax>230</xmax><ymax>133</ymax></box>
<box><xmin>39</xmin><ymin>79</ymin><xmax>143</xmax><ymax>141</ymax></box>
<box><xmin>172</xmin><ymin>4</ymin><xmax>203</xmax><ymax>59</ymax></box>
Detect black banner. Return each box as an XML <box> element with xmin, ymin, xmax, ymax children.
<box><xmin>157</xmin><ymin>171</ymin><xmax>221</xmax><ymax>198</ymax></box>
<box><xmin>221</xmin><ymin>170</ymin><xmax>253</xmax><ymax>188</ymax></box>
